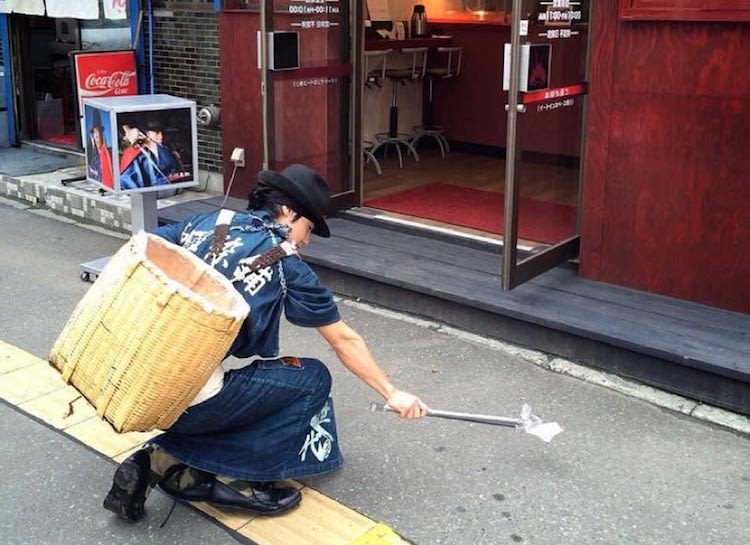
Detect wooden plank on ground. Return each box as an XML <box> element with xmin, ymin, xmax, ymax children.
<box><xmin>237</xmin><ymin>487</ymin><xmax>398</xmax><ymax>545</ymax></box>
<box><xmin>0</xmin><ymin>360</ymin><xmax>67</xmax><ymax>404</ymax></box>
<box><xmin>193</xmin><ymin>500</ymin><xmax>259</xmax><ymax>531</ymax></box>
<box><xmin>349</xmin><ymin>522</ymin><xmax>410</xmax><ymax>545</ymax></box>
<box><xmin>0</xmin><ymin>339</ymin><xmax>42</xmax><ymax>373</ymax></box>
<box><xmin>19</xmin><ymin>385</ymin><xmax>97</xmax><ymax>429</ymax></box>
<box><xmin>64</xmin><ymin>414</ymin><xmax>157</xmax><ymax>458</ymax></box>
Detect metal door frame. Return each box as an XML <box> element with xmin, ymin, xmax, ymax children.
<box><xmin>502</xmin><ymin>0</ymin><xmax>591</xmax><ymax>289</ymax></box>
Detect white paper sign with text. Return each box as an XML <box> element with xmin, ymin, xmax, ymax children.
<box><xmin>0</xmin><ymin>0</ymin><xmax>45</xmax><ymax>15</ymax></box>
<box><xmin>103</xmin><ymin>0</ymin><xmax>127</xmax><ymax>20</ymax></box>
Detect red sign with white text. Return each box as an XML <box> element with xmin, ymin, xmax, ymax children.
<box><xmin>521</xmin><ymin>83</ymin><xmax>588</xmax><ymax>105</ymax></box>
<box><xmin>72</xmin><ymin>50</ymin><xmax>138</xmax><ymax>113</ymax></box>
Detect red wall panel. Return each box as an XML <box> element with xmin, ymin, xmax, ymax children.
<box><xmin>219</xmin><ymin>12</ymin><xmax>264</xmax><ymax>198</ymax></box>
<box><xmin>619</xmin><ymin>0</ymin><xmax>750</xmax><ymax>21</ymax></box>
<box><xmin>219</xmin><ymin>12</ymin><xmax>350</xmax><ymax>197</ymax></box>
<box><xmin>582</xmin><ymin>0</ymin><xmax>750</xmax><ymax>312</ymax></box>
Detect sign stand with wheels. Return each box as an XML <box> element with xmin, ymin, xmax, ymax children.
<box><xmin>79</xmin><ymin>191</ymin><xmax>159</xmax><ymax>282</ymax></box>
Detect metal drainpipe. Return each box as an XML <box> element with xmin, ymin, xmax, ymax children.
<box><xmin>0</xmin><ymin>14</ymin><xmax>17</xmax><ymax>146</ymax></box>
<box><xmin>148</xmin><ymin>0</ymin><xmax>154</xmax><ymax>94</ymax></box>
<box><xmin>260</xmin><ymin>0</ymin><xmax>269</xmax><ymax>169</ymax></box>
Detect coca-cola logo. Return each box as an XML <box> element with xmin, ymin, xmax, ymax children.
<box><xmin>83</xmin><ymin>70</ymin><xmax>136</xmax><ymax>92</ymax></box>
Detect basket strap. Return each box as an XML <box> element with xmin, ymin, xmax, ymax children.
<box><xmin>248</xmin><ymin>241</ymin><xmax>297</xmax><ymax>273</ymax></box>
<box><xmin>206</xmin><ymin>209</ymin><xmax>296</xmax><ymax>271</ymax></box>
<box><xmin>206</xmin><ymin>209</ymin><xmax>236</xmax><ymax>263</ymax></box>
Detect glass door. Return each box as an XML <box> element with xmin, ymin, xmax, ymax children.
<box><xmin>503</xmin><ymin>0</ymin><xmax>591</xmax><ymax>288</ymax></box>
<box><xmin>259</xmin><ymin>0</ymin><xmax>357</xmax><ymax>208</ymax></box>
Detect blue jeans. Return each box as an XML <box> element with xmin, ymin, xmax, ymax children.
<box><xmin>151</xmin><ymin>357</ymin><xmax>343</xmax><ymax>481</ymax></box>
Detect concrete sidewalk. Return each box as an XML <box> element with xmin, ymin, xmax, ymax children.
<box><xmin>2</xmin><ymin>145</ymin><xmax>748</xmax><ymax>434</ymax></box>
<box><xmin>2</xmin><ymin>193</ymin><xmax>750</xmax><ymax>545</ymax></box>
<box><xmin>2</xmin><ymin>144</ymin><xmax>750</xmax><ymax>544</ymax></box>
<box><xmin>1</xmin><ymin>143</ymin><xmax>748</xmax><ymax>427</ymax></box>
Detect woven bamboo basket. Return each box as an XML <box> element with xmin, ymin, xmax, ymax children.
<box><xmin>49</xmin><ymin>231</ymin><xmax>249</xmax><ymax>433</ymax></box>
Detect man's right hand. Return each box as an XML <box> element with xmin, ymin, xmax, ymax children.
<box><xmin>386</xmin><ymin>389</ymin><xmax>428</xmax><ymax>419</ymax></box>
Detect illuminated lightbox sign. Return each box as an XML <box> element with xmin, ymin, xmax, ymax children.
<box><xmin>82</xmin><ymin>94</ymin><xmax>198</xmax><ymax>194</ymax></box>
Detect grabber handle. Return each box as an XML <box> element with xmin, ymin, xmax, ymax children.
<box><xmin>370</xmin><ymin>402</ymin><xmax>521</xmax><ymax>428</ymax></box>
<box><xmin>426</xmin><ymin>408</ymin><xmax>522</xmax><ymax>428</ymax></box>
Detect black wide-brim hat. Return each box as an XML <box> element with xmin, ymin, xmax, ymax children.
<box><xmin>146</xmin><ymin>120</ymin><xmax>164</xmax><ymax>132</ymax></box>
<box><xmin>256</xmin><ymin>164</ymin><xmax>331</xmax><ymax>237</ymax></box>
<box><xmin>90</xmin><ymin>108</ymin><xmax>103</xmax><ymax>130</ymax></box>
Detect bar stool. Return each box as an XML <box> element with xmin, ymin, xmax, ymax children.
<box><xmin>363</xmin><ymin>49</ymin><xmax>391</xmax><ymax>175</ymax></box>
<box><xmin>371</xmin><ymin>47</ymin><xmax>428</xmax><ymax>168</ymax></box>
<box><xmin>412</xmin><ymin>46</ymin><xmax>463</xmax><ymax>158</ymax></box>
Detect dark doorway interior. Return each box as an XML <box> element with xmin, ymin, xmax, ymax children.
<box><xmin>10</xmin><ymin>14</ymin><xmax>132</xmax><ymax>150</ymax></box>
<box><xmin>21</xmin><ymin>15</ymin><xmax>79</xmax><ymax>147</ymax></box>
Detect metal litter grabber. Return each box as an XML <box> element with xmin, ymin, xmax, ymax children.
<box><xmin>369</xmin><ymin>402</ymin><xmax>563</xmax><ymax>443</ymax></box>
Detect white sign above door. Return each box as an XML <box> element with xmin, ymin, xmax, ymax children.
<box><xmin>46</xmin><ymin>0</ymin><xmax>99</xmax><ymax>19</ymax></box>
<box><xmin>0</xmin><ymin>0</ymin><xmax>45</xmax><ymax>16</ymax></box>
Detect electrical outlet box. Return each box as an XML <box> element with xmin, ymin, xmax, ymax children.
<box><xmin>230</xmin><ymin>147</ymin><xmax>245</xmax><ymax>167</ymax></box>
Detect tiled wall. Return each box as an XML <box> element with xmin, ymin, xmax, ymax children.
<box><xmin>148</xmin><ymin>1</ymin><xmax>223</xmax><ymax>174</ymax></box>
<box><xmin>0</xmin><ymin>174</ymin><xmax>132</xmax><ymax>233</ymax></box>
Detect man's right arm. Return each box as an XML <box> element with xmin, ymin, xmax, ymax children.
<box><xmin>317</xmin><ymin>320</ymin><xmax>427</xmax><ymax>419</ymax></box>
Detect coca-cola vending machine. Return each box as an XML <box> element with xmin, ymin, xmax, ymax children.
<box><xmin>71</xmin><ymin>49</ymin><xmax>139</xmax><ymax>149</ymax></box>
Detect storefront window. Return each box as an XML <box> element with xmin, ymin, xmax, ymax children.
<box><xmin>80</xmin><ymin>18</ymin><xmax>131</xmax><ymax>50</ymax></box>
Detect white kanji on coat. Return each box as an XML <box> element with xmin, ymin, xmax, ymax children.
<box><xmin>180</xmin><ymin>229</ymin><xmax>211</xmax><ymax>254</ymax></box>
<box><xmin>205</xmin><ymin>237</ymin><xmax>244</xmax><ymax>269</ymax></box>
<box><xmin>232</xmin><ymin>256</ymin><xmax>274</xmax><ymax>296</ymax></box>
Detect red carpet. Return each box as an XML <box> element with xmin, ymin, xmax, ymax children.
<box><xmin>364</xmin><ymin>183</ymin><xmax>576</xmax><ymax>243</ymax></box>
<box><xmin>44</xmin><ymin>134</ymin><xmax>77</xmax><ymax>146</ymax></box>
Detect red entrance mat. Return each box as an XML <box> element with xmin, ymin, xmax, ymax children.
<box><xmin>364</xmin><ymin>183</ymin><xmax>576</xmax><ymax>243</ymax></box>
<box><xmin>44</xmin><ymin>133</ymin><xmax>77</xmax><ymax>147</ymax></box>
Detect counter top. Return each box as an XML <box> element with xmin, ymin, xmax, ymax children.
<box><xmin>430</xmin><ymin>12</ymin><xmax>509</xmax><ymax>27</ymax></box>
<box><xmin>365</xmin><ymin>37</ymin><xmax>454</xmax><ymax>51</ymax></box>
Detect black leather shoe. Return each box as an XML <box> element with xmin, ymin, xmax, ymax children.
<box><xmin>159</xmin><ymin>467</ymin><xmax>301</xmax><ymax>516</ymax></box>
<box><xmin>157</xmin><ymin>464</ymin><xmax>215</xmax><ymax>502</ymax></box>
<box><xmin>207</xmin><ymin>480</ymin><xmax>301</xmax><ymax>516</ymax></box>
<box><xmin>103</xmin><ymin>448</ymin><xmax>151</xmax><ymax>521</ymax></box>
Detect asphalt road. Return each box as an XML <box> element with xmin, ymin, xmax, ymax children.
<box><xmin>1</xmin><ymin>197</ymin><xmax>749</xmax><ymax>545</ymax></box>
